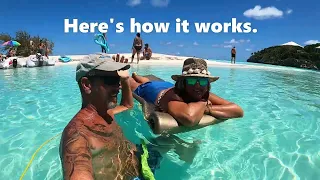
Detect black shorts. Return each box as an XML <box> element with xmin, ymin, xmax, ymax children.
<box><xmin>231</xmin><ymin>54</ymin><xmax>236</xmax><ymax>58</ymax></box>
<box><xmin>134</xmin><ymin>46</ymin><xmax>142</xmax><ymax>52</ymax></box>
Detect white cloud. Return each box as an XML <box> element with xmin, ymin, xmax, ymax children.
<box><xmin>238</xmin><ymin>39</ymin><xmax>251</xmax><ymax>43</ymax></box>
<box><xmin>286</xmin><ymin>9</ymin><xmax>293</xmax><ymax>14</ymax></box>
<box><xmin>224</xmin><ymin>45</ymin><xmax>233</xmax><ymax>48</ymax></box>
<box><xmin>160</xmin><ymin>41</ymin><xmax>171</xmax><ymax>45</ymax></box>
<box><xmin>225</xmin><ymin>39</ymin><xmax>250</xmax><ymax>44</ymax></box>
<box><xmin>193</xmin><ymin>42</ymin><xmax>199</xmax><ymax>46</ymax></box>
<box><xmin>150</xmin><ymin>0</ymin><xmax>170</xmax><ymax>7</ymax></box>
<box><xmin>225</xmin><ymin>39</ymin><xmax>239</xmax><ymax>44</ymax></box>
<box><xmin>127</xmin><ymin>0</ymin><xmax>141</xmax><ymax>6</ymax></box>
<box><xmin>304</xmin><ymin>40</ymin><xmax>320</xmax><ymax>45</ymax></box>
<box><xmin>177</xmin><ymin>44</ymin><xmax>184</xmax><ymax>47</ymax></box>
<box><xmin>243</xmin><ymin>5</ymin><xmax>284</xmax><ymax>20</ymax></box>
<box><xmin>246</xmin><ymin>48</ymin><xmax>252</xmax><ymax>51</ymax></box>
<box><xmin>176</xmin><ymin>52</ymin><xmax>180</xmax><ymax>55</ymax></box>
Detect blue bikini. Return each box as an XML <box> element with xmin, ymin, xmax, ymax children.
<box><xmin>134</xmin><ymin>81</ymin><xmax>174</xmax><ymax>104</ymax></box>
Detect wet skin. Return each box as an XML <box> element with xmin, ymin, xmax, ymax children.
<box><xmin>60</xmin><ymin>71</ymin><xmax>140</xmax><ymax>180</ymax></box>
<box><xmin>60</xmin><ymin>105</ymin><xmax>140</xmax><ymax>180</ymax></box>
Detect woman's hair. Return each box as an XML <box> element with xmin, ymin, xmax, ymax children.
<box><xmin>173</xmin><ymin>77</ymin><xmax>211</xmax><ymax>102</ymax></box>
<box><xmin>136</xmin><ymin>33</ymin><xmax>140</xmax><ymax>37</ymax></box>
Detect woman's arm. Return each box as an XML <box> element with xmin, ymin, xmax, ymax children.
<box><xmin>206</xmin><ymin>93</ymin><xmax>244</xmax><ymax>119</ymax></box>
<box><xmin>167</xmin><ymin>101</ymin><xmax>207</xmax><ymax>127</ymax></box>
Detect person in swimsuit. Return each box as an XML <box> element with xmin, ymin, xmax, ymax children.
<box><xmin>59</xmin><ymin>57</ymin><xmax>165</xmax><ymax>180</ymax></box>
<box><xmin>129</xmin><ymin>58</ymin><xmax>244</xmax><ymax>127</ymax></box>
<box><xmin>131</xmin><ymin>33</ymin><xmax>143</xmax><ymax>64</ymax></box>
<box><xmin>44</xmin><ymin>41</ymin><xmax>50</xmax><ymax>58</ymax></box>
<box><xmin>141</xmin><ymin>43</ymin><xmax>152</xmax><ymax>60</ymax></box>
<box><xmin>231</xmin><ymin>46</ymin><xmax>236</xmax><ymax>64</ymax></box>
<box><xmin>38</xmin><ymin>41</ymin><xmax>46</xmax><ymax>56</ymax></box>
<box><xmin>6</xmin><ymin>48</ymin><xmax>15</xmax><ymax>57</ymax></box>
<box><xmin>101</xmin><ymin>33</ymin><xmax>107</xmax><ymax>53</ymax></box>
<box><xmin>59</xmin><ymin>57</ymin><xmax>202</xmax><ymax>179</ymax></box>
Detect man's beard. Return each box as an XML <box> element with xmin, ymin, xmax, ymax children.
<box><xmin>107</xmin><ymin>101</ymin><xmax>117</xmax><ymax>109</ymax></box>
<box><xmin>107</xmin><ymin>96</ymin><xmax>118</xmax><ymax>109</ymax></box>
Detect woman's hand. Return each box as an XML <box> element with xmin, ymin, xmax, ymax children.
<box><xmin>204</xmin><ymin>101</ymin><xmax>212</xmax><ymax>114</ymax></box>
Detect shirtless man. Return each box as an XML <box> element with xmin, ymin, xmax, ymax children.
<box><xmin>131</xmin><ymin>33</ymin><xmax>143</xmax><ymax>64</ymax></box>
<box><xmin>59</xmin><ymin>57</ymin><xmax>146</xmax><ymax>180</ymax></box>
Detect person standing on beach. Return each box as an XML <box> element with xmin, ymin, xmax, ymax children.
<box><xmin>30</xmin><ymin>41</ymin><xmax>35</xmax><ymax>54</ymax></box>
<box><xmin>38</xmin><ymin>41</ymin><xmax>46</xmax><ymax>56</ymax></box>
<box><xmin>6</xmin><ymin>47</ymin><xmax>15</xmax><ymax>57</ymax></box>
<box><xmin>101</xmin><ymin>33</ymin><xmax>107</xmax><ymax>53</ymax></box>
<box><xmin>131</xmin><ymin>33</ymin><xmax>143</xmax><ymax>64</ymax></box>
<box><xmin>231</xmin><ymin>46</ymin><xmax>236</xmax><ymax>64</ymax></box>
<box><xmin>45</xmin><ymin>41</ymin><xmax>50</xmax><ymax>58</ymax></box>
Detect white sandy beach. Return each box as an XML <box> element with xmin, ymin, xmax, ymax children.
<box><xmin>4</xmin><ymin>52</ymin><xmax>313</xmax><ymax>72</ymax></box>
<box><xmin>49</xmin><ymin>53</ymin><xmax>310</xmax><ymax>72</ymax></box>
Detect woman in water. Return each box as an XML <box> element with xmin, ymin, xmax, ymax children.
<box><xmin>129</xmin><ymin>58</ymin><xmax>244</xmax><ymax>126</ymax></box>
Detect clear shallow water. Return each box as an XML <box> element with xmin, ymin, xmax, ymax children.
<box><xmin>0</xmin><ymin>64</ymin><xmax>320</xmax><ymax>180</ymax></box>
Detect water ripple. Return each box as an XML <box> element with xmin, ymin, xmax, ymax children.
<box><xmin>0</xmin><ymin>64</ymin><xmax>319</xmax><ymax>179</ymax></box>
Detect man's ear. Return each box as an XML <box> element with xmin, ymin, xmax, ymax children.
<box><xmin>80</xmin><ymin>77</ymin><xmax>92</xmax><ymax>94</ymax></box>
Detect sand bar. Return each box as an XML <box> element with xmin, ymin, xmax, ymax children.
<box><xmin>4</xmin><ymin>53</ymin><xmax>319</xmax><ymax>73</ymax></box>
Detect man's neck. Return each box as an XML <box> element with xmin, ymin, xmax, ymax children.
<box><xmin>81</xmin><ymin>103</ymin><xmax>113</xmax><ymax>124</ymax></box>
<box><xmin>82</xmin><ymin>103</ymin><xmax>97</xmax><ymax>112</ymax></box>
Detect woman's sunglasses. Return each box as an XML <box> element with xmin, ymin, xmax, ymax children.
<box><xmin>185</xmin><ymin>77</ymin><xmax>209</xmax><ymax>86</ymax></box>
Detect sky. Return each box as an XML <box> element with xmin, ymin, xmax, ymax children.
<box><xmin>1</xmin><ymin>0</ymin><xmax>320</xmax><ymax>61</ymax></box>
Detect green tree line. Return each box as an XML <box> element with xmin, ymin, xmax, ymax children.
<box><xmin>0</xmin><ymin>31</ymin><xmax>54</xmax><ymax>57</ymax></box>
<box><xmin>247</xmin><ymin>43</ymin><xmax>320</xmax><ymax>70</ymax></box>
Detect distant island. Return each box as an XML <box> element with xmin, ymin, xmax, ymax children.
<box><xmin>247</xmin><ymin>43</ymin><xmax>320</xmax><ymax>71</ymax></box>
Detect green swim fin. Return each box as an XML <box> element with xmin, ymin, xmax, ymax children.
<box><xmin>140</xmin><ymin>139</ymin><xmax>156</xmax><ymax>180</ymax></box>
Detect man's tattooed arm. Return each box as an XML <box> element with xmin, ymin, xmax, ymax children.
<box><xmin>61</xmin><ymin>127</ymin><xmax>94</xmax><ymax>180</ymax></box>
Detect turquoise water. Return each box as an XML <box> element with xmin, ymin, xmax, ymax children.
<box><xmin>1</xmin><ymin>63</ymin><xmax>320</xmax><ymax>180</ymax></box>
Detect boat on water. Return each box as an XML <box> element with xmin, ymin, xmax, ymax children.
<box><xmin>26</xmin><ymin>54</ymin><xmax>56</xmax><ymax>68</ymax></box>
<box><xmin>0</xmin><ymin>57</ymin><xmax>24</xmax><ymax>69</ymax></box>
<box><xmin>0</xmin><ymin>54</ymin><xmax>56</xmax><ymax>69</ymax></box>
